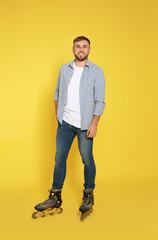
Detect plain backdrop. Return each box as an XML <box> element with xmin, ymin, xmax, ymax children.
<box><xmin>0</xmin><ymin>0</ymin><xmax>158</xmax><ymax>239</ymax></box>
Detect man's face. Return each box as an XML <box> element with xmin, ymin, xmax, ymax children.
<box><xmin>72</xmin><ymin>40</ymin><xmax>91</xmax><ymax>61</ymax></box>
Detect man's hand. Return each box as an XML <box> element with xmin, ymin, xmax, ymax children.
<box><xmin>86</xmin><ymin>124</ymin><xmax>97</xmax><ymax>138</ymax></box>
<box><xmin>86</xmin><ymin>115</ymin><xmax>100</xmax><ymax>138</ymax></box>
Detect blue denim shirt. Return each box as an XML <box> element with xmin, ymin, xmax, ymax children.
<box><xmin>54</xmin><ymin>58</ymin><xmax>106</xmax><ymax>130</ymax></box>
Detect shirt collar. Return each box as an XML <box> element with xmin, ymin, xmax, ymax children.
<box><xmin>69</xmin><ymin>58</ymin><xmax>91</xmax><ymax>69</ymax></box>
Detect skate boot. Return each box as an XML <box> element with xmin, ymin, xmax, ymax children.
<box><xmin>32</xmin><ymin>189</ymin><xmax>63</xmax><ymax>219</ymax></box>
<box><xmin>79</xmin><ymin>188</ymin><xmax>94</xmax><ymax>221</ymax></box>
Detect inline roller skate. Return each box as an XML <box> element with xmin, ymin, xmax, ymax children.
<box><xmin>79</xmin><ymin>188</ymin><xmax>94</xmax><ymax>221</ymax></box>
<box><xmin>32</xmin><ymin>189</ymin><xmax>63</xmax><ymax>219</ymax></box>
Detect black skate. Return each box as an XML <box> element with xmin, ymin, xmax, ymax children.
<box><xmin>79</xmin><ymin>188</ymin><xmax>94</xmax><ymax>221</ymax></box>
<box><xmin>32</xmin><ymin>189</ymin><xmax>63</xmax><ymax>219</ymax></box>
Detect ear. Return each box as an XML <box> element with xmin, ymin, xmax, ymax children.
<box><xmin>72</xmin><ymin>47</ymin><xmax>74</xmax><ymax>53</ymax></box>
<box><xmin>89</xmin><ymin>48</ymin><xmax>91</xmax><ymax>53</ymax></box>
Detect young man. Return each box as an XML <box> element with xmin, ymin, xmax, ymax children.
<box><xmin>33</xmin><ymin>36</ymin><xmax>106</xmax><ymax>220</ymax></box>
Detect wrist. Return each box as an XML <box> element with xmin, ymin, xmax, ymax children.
<box><xmin>91</xmin><ymin>122</ymin><xmax>98</xmax><ymax>127</ymax></box>
<box><xmin>91</xmin><ymin>115</ymin><xmax>100</xmax><ymax>127</ymax></box>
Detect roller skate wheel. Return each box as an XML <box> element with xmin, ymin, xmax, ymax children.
<box><xmin>88</xmin><ymin>208</ymin><xmax>93</xmax><ymax>215</ymax></box>
<box><xmin>49</xmin><ymin>212</ymin><xmax>55</xmax><ymax>216</ymax></box>
<box><xmin>41</xmin><ymin>212</ymin><xmax>46</xmax><ymax>217</ymax></box>
<box><xmin>32</xmin><ymin>212</ymin><xmax>37</xmax><ymax>219</ymax></box>
<box><xmin>80</xmin><ymin>213</ymin><xmax>85</xmax><ymax>221</ymax></box>
<box><xmin>80</xmin><ymin>208</ymin><xmax>93</xmax><ymax>221</ymax></box>
<box><xmin>58</xmin><ymin>208</ymin><xmax>63</xmax><ymax>214</ymax></box>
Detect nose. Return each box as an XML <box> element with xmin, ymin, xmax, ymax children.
<box><xmin>79</xmin><ymin>48</ymin><xmax>84</xmax><ymax>52</ymax></box>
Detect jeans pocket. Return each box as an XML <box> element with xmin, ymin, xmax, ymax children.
<box><xmin>58</xmin><ymin>120</ymin><xmax>61</xmax><ymax>126</ymax></box>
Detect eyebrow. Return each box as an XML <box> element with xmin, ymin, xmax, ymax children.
<box><xmin>75</xmin><ymin>44</ymin><xmax>88</xmax><ymax>47</ymax></box>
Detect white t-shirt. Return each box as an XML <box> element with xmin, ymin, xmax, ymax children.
<box><xmin>63</xmin><ymin>62</ymin><xmax>84</xmax><ymax>128</ymax></box>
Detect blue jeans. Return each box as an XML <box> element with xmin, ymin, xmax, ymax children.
<box><xmin>52</xmin><ymin>120</ymin><xmax>96</xmax><ymax>190</ymax></box>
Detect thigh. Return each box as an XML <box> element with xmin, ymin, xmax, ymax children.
<box><xmin>56</xmin><ymin>120</ymin><xmax>76</xmax><ymax>156</ymax></box>
<box><xmin>77</xmin><ymin>130</ymin><xmax>93</xmax><ymax>160</ymax></box>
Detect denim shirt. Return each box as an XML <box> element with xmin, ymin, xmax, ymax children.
<box><xmin>54</xmin><ymin>58</ymin><xmax>106</xmax><ymax>130</ymax></box>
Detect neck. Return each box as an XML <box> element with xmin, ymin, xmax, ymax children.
<box><xmin>75</xmin><ymin>58</ymin><xmax>87</xmax><ymax>67</ymax></box>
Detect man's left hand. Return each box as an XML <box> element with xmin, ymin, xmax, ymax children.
<box><xmin>86</xmin><ymin>125</ymin><xmax>97</xmax><ymax>138</ymax></box>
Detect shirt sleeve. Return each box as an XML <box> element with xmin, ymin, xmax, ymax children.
<box><xmin>93</xmin><ymin>68</ymin><xmax>106</xmax><ymax>116</ymax></box>
<box><xmin>54</xmin><ymin>67</ymin><xmax>62</xmax><ymax>101</ymax></box>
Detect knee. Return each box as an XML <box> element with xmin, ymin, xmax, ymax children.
<box><xmin>81</xmin><ymin>152</ymin><xmax>94</xmax><ymax>166</ymax></box>
<box><xmin>55</xmin><ymin>151</ymin><xmax>66</xmax><ymax>167</ymax></box>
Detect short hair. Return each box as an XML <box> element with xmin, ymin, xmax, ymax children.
<box><xmin>73</xmin><ymin>36</ymin><xmax>90</xmax><ymax>46</ymax></box>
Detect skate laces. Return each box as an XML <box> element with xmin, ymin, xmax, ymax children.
<box><xmin>43</xmin><ymin>198</ymin><xmax>53</xmax><ymax>204</ymax></box>
<box><xmin>82</xmin><ymin>197</ymin><xmax>89</xmax><ymax>205</ymax></box>
<box><xmin>82</xmin><ymin>189</ymin><xmax>93</xmax><ymax>204</ymax></box>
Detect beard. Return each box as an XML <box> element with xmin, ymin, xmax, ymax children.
<box><xmin>74</xmin><ymin>52</ymin><xmax>89</xmax><ymax>61</ymax></box>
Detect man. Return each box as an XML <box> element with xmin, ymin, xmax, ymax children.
<box><xmin>33</xmin><ymin>36</ymin><xmax>106</xmax><ymax>220</ymax></box>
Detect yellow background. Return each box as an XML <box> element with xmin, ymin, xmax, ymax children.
<box><xmin>0</xmin><ymin>0</ymin><xmax>158</xmax><ymax>239</ymax></box>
